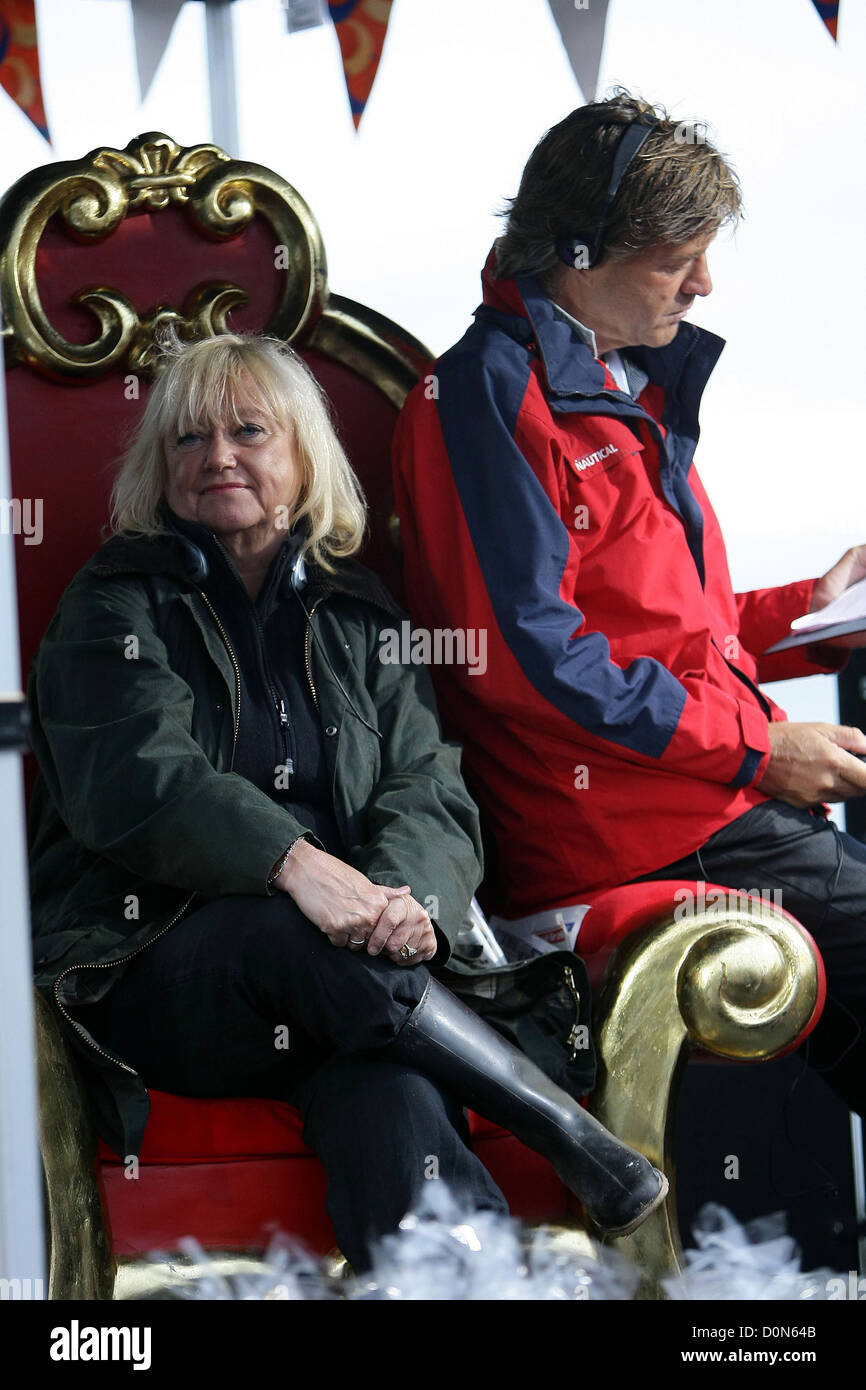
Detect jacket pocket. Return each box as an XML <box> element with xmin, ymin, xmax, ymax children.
<box><xmin>567</xmin><ymin>424</ymin><xmax>644</xmax><ymax>484</ymax></box>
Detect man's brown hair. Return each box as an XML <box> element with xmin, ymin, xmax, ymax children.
<box><xmin>495</xmin><ymin>89</ymin><xmax>742</xmax><ymax>289</ymax></box>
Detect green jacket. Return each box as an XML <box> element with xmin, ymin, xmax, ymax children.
<box><xmin>27</xmin><ymin>528</ymin><xmax>484</xmax><ymax>1156</ymax></box>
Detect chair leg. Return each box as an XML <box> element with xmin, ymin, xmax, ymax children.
<box><xmin>34</xmin><ymin>990</ymin><xmax>115</xmax><ymax>1299</ymax></box>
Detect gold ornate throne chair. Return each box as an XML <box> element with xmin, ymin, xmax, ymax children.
<box><xmin>0</xmin><ymin>132</ymin><xmax>824</xmax><ymax>1299</ymax></box>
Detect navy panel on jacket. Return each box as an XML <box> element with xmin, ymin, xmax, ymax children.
<box><xmin>434</xmin><ymin>318</ymin><xmax>687</xmax><ymax>760</ymax></box>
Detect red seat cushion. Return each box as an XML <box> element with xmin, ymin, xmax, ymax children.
<box><xmin>97</xmin><ymin>1092</ymin><xmax>312</xmax><ymax>1164</ymax></box>
<box><xmin>95</xmin><ymin>1090</ymin><xmax>540</xmax><ymax>1164</ymax></box>
<box><xmin>96</xmin><ymin>1093</ymin><xmax>576</xmax><ymax>1256</ymax></box>
<box><xmin>98</xmin><ymin>1155</ymin><xmax>337</xmax><ymax>1257</ymax></box>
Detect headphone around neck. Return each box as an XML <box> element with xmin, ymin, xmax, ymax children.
<box><xmin>555</xmin><ymin>116</ymin><xmax>657</xmax><ymax>271</ymax></box>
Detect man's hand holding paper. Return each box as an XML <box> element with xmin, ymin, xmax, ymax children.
<box><xmin>766</xmin><ymin>545</ymin><xmax>866</xmax><ymax>652</ymax></box>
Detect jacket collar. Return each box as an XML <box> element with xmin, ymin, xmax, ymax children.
<box><xmin>87</xmin><ymin>510</ymin><xmax>401</xmax><ymax>617</ymax></box>
<box><xmin>478</xmin><ymin>244</ymin><xmax>725</xmax><ymax>406</ymax></box>
<box><xmin>160</xmin><ymin>505</ymin><xmax>304</xmax><ymax>611</ymax></box>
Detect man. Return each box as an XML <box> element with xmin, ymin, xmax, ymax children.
<box><xmin>392</xmin><ymin>92</ymin><xmax>866</xmax><ymax>1116</ymax></box>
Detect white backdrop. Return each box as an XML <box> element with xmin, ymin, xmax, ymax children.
<box><xmin>2</xmin><ymin>0</ymin><xmax>864</xmax><ymax>735</ymax></box>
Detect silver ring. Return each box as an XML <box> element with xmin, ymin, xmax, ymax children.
<box><xmin>349</xmin><ymin>938</ymin><xmax>366</xmax><ymax>945</ymax></box>
<box><xmin>400</xmin><ymin>944</ymin><xmax>418</xmax><ymax>961</ymax></box>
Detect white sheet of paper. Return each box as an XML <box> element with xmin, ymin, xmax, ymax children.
<box><xmin>790</xmin><ymin>575</ymin><xmax>866</xmax><ymax>631</ymax></box>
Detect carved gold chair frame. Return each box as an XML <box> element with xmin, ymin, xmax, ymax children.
<box><xmin>0</xmin><ymin>130</ymin><xmax>429</xmax><ymax>396</ymax></box>
<box><xmin>2</xmin><ymin>134</ymin><xmax>820</xmax><ymax>1300</ymax></box>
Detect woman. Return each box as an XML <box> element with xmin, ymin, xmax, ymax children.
<box><xmin>28</xmin><ymin>333</ymin><xmax>667</xmax><ymax>1272</ymax></box>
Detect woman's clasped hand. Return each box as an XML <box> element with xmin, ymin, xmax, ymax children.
<box><xmin>274</xmin><ymin>838</ymin><xmax>438</xmax><ymax>962</ymax></box>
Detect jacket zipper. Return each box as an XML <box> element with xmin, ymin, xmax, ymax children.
<box><xmin>52</xmin><ymin>894</ymin><xmax>196</xmax><ymax>1074</ymax></box>
<box><xmin>244</xmin><ymin>594</ymin><xmax>293</xmax><ymax>773</ymax></box>
<box><xmin>51</xmin><ymin>590</ymin><xmax>244</xmax><ymax>1079</ymax></box>
<box><xmin>711</xmin><ymin>634</ymin><xmax>773</xmax><ymax>718</ymax></box>
<box><xmin>197</xmin><ymin>589</ymin><xmax>242</xmax><ymax>767</ymax></box>
<box><xmin>278</xmin><ymin>698</ymin><xmax>292</xmax><ymax>772</ymax></box>
<box><xmin>304</xmin><ymin>599</ymin><xmax>323</xmax><ymax>711</ymax></box>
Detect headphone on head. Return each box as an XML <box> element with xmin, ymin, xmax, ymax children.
<box><xmin>555</xmin><ymin>115</ymin><xmax>657</xmax><ymax>271</ymax></box>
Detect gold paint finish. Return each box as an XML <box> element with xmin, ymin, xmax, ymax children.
<box><xmin>34</xmin><ymin>990</ymin><xmax>114</xmax><ymax>1300</ymax></box>
<box><xmin>114</xmin><ymin>1250</ymin><xmax>326</xmax><ymax>1300</ymax></box>
<box><xmin>0</xmin><ymin>132</ymin><xmax>326</xmax><ymax>380</ymax></box>
<box><xmin>0</xmin><ymin>132</ymin><xmax>434</xmax><ymax>405</ymax></box>
<box><xmin>126</xmin><ymin>284</ymin><xmax>250</xmax><ymax>377</ymax></box>
<box><xmin>308</xmin><ymin>293</ymin><xmax>432</xmax><ymax>409</ymax></box>
<box><xmin>588</xmin><ymin>894</ymin><xmax>819</xmax><ymax>1297</ymax></box>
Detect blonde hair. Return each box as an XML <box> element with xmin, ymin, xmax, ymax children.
<box><xmin>110</xmin><ymin>333</ymin><xmax>367</xmax><ymax>570</ymax></box>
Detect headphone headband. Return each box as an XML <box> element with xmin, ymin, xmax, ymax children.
<box><xmin>556</xmin><ymin>115</ymin><xmax>657</xmax><ymax>270</ymax></box>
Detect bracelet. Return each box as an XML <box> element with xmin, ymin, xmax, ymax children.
<box><xmin>267</xmin><ymin>838</ymin><xmax>303</xmax><ymax>886</ymax></box>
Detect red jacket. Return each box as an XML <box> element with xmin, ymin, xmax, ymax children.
<box><xmin>392</xmin><ymin>253</ymin><xmax>845</xmax><ymax>915</ymax></box>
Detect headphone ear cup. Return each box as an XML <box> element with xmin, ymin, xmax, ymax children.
<box><xmin>556</xmin><ymin>237</ymin><xmax>594</xmax><ymax>270</ymax></box>
<box><xmin>553</xmin><ymin>116</ymin><xmax>655</xmax><ymax>277</ymax></box>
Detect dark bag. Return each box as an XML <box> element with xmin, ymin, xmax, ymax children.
<box><xmin>437</xmin><ymin>949</ymin><xmax>596</xmax><ymax>1102</ymax></box>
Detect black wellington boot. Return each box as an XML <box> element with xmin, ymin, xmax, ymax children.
<box><xmin>389</xmin><ymin>977</ymin><xmax>668</xmax><ymax>1237</ymax></box>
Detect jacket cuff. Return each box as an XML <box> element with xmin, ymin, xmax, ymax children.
<box><xmin>802</xmin><ymin>642</ymin><xmax>850</xmax><ymax>674</ymax></box>
<box><xmin>431</xmin><ymin>923</ymin><xmax>452</xmax><ymax>966</ymax></box>
<box><xmin>265</xmin><ymin>831</ymin><xmax>324</xmax><ymax>895</ymax></box>
<box><xmin>365</xmin><ymin>870</ymin><xmax>412</xmax><ymax>889</ymax></box>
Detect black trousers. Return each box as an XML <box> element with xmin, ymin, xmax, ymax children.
<box><xmin>82</xmin><ymin>894</ymin><xmax>508</xmax><ymax>1271</ymax></box>
<box><xmin>632</xmin><ymin>799</ymin><xmax>866</xmax><ymax>1117</ymax></box>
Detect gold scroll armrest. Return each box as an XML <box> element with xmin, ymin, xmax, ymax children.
<box><xmin>586</xmin><ymin>894</ymin><xmax>820</xmax><ymax>1297</ymax></box>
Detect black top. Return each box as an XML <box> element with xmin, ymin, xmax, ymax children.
<box><xmin>162</xmin><ymin>506</ymin><xmax>344</xmax><ymax>856</ymax></box>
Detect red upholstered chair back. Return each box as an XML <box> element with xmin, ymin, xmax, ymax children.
<box><xmin>1</xmin><ymin>133</ymin><xmax>431</xmax><ymax>694</ymax></box>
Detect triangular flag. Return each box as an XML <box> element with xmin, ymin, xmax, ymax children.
<box><xmin>0</xmin><ymin>0</ymin><xmax>48</xmax><ymax>140</ymax></box>
<box><xmin>548</xmin><ymin>0</ymin><xmax>610</xmax><ymax>103</ymax></box>
<box><xmin>811</xmin><ymin>1</ymin><xmax>839</xmax><ymax>40</ymax></box>
<box><xmin>131</xmin><ymin>0</ymin><xmax>186</xmax><ymax>102</ymax></box>
<box><xmin>328</xmin><ymin>0</ymin><xmax>394</xmax><ymax>130</ymax></box>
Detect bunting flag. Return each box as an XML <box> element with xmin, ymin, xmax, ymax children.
<box><xmin>811</xmin><ymin>1</ymin><xmax>839</xmax><ymax>40</ymax></box>
<box><xmin>548</xmin><ymin>0</ymin><xmax>610</xmax><ymax>103</ymax></box>
<box><xmin>131</xmin><ymin>0</ymin><xmax>185</xmax><ymax>103</ymax></box>
<box><xmin>328</xmin><ymin>0</ymin><xmax>394</xmax><ymax>129</ymax></box>
<box><xmin>0</xmin><ymin>0</ymin><xmax>48</xmax><ymax>140</ymax></box>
